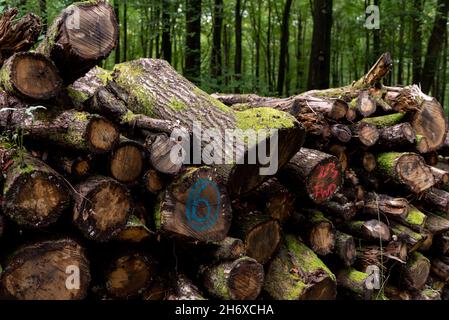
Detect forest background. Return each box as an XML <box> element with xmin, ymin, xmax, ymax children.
<box><xmin>4</xmin><ymin>0</ymin><xmax>449</xmax><ymax>113</ymax></box>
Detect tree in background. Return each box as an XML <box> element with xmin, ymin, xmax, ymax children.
<box><xmin>185</xmin><ymin>0</ymin><xmax>201</xmax><ymax>84</ymax></box>
<box><xmin>308</xmin><ymin>0</ymin><xmax>333</xmax><ymax>90</ymax></box>
<box><xmin>277</xmin><ymin>0</ymin><xmax>293</xmax><ymax>96</ymax></box>
<box><xmin>161</xmin><ymin>0</ymin><xmax>172</xmax><ymax>63</ymax></box>
<box><xmin>210</xmin><ymin>0</ymin><xmax>224</xmax><ymax>89</ymax></box>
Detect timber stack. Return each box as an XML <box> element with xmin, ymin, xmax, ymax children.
<box><xmin>0</xmin><ymin>1</ymin><xmax>449</xmax><ymax>301</ymax></box>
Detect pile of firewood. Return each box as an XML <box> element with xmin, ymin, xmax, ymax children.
<box><xmin>1</xmin><ymin>1</ymin><xmax>449</xmax><ymax>300</ymax></box>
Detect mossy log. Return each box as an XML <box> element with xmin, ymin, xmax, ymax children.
<box><xmin>201</xmin><ymin>256</ymin><xmax>264</xmax><ymax>300</ymax></box>
<box><xmin>167</xmin><ymin>273</ymin><xmax>205</xmax><ymax>300</ymax></box>
<box><xmin>263</xmin><ymin>234</ymin><xmax>337</xmax><ymax>300</ymax></box>
<box><xmin>0</xmin><ymin>239</ymin><xmax>90</xmax><ymax>300</ymax></box>
<box><xmin>37</xmin><ymin>0</ymin><xmax>118</xmax><ymax>84</ymax></box>
<box><xmin>0</xmin><ymin>52</ymin><xmax>62</xmax><ymax>100</ymax></box>
<box><xmin>430</xmin><ymin>256</ymin><xmax>449</xmax><ymax>281</ymax></box>
<box><xmin>154</xmin><ymin>166</ymin><xmax>232</xmax><ymax>242</ymax></box>
<box><xmin>67</xmin><ymin>66</ymin><xmax>112</xmax><ymax>107</ymax></box>
<box><xmin>230</xmin><ymin>210</ymin><xmax>281</xmax><ymax>264</ymax></box>
<box><xmin>73</xmin><ymin>176</ymin><xmax>131</xmax><ymax>242</ymax></box>
<box><xmin>93</xmin><ymin>58</ymin><xmax>305</xmax><ymax>196</ymax></box>
<box><xmin>109</xmin><ymin>136</ymin><xmax>146</xmax><ymax>183</ymax></box>
<box><xmin>244</xmin><ymin>177</ymin><xmax>295</xmax><ymax>223</ymax></box>
<box><xmin>390</xmin><ymin>222</ymin><xmax>426</xmax><ymax>251</ymax></box>
<box><xmin>0</xmin><ymin>8</ymin><xmax>41</xmax><ymax>66</ymax></box>
<box><xmin>336</xmin><ymin>268</ymin><xmax>374</xmax><ymax>300</ymax></box>
<box><xmin>375</xmin><ymin>152</ymin><xmax>435</xmax><ymax>193</ymax></box>
<box><xmin>293</xmin><ymin>210</ymin><xmax>335</xmax><ymax>256</ymax></box>
<box><xmin>401</xmin><ymin>252</ymin><xmax>430</xmax><ymax>290</ymax></box>
<box><xmin>278</xmin><ymin>148</ymin><xmax>343</xmax><ymax>204</ymax></box>
<box><xmin>424</xmin><ymin>212</ymin><xmax>449</xmax><ymax>235</ymax></box>
<box><xmin>105</xmin><ymin>252</ymin><xmax>156</xmax><ymax>299</ymax></box>
<box><xmin>363</xmin><ymin>193</ymin><xmax>427</xmax><ymax>231</ymax></box>
<box><xmin>342</xmin><ymin>220</ymin><xmax>391</xmax><ymax>242</ymax></box>
<box><xmin>0</xmin><ymin>148</ymin><xmax>70</xmax><ymax>228</ymax></box>
<box><xmin>0</xmin><ymin>108</ymin><xmax>120</xmax><ymax>154</ymax></box>
<box><xmin>421</xmin><ymin>188</ymin><xmax>449</xmax><ymax>217</ymax></box>
<box><xmin>378</xmin><ymin>123</ymin><xmax>416</xmax><ymax>149</ymax></box>
<box><xmin>334</xmin><ymin>231</ymin><xmax>357</xmax><ymax>267</ymax></box>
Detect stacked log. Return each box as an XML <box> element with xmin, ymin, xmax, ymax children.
<box><xmin>1</xmin><ymin>2</ymin><xmax>449</xmax><ymax>301</ymax></box>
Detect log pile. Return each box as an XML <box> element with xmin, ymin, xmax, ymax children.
<box><xmin>1</xmin><ymin>1</ymin><xmax>449</xmax><ymax>301</ymax></box>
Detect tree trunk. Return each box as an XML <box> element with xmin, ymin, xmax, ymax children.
<box><xmin>0</xmin><ymin>52</ymin><xmax>61</xmax><ymax>100</ymax></box>
<box><xmin>210</xmin><ymin>0</ymin><xmax>223</xmax><ymax>87</ymax></box>
<box><xmin>277</xmin><ymin>0</ymin><xmax>293</xmax><ymax>96</ymax></box>
<box><xmin>421</xmin><ymin>0</ymin><xmax>449</xmax><ymax>94</ymax></box>
<box><xmin>307</xmin><ymin>0</ymin><xmax>333</xmax><ymax>90</ymax></box>
<box><xmin>412</xmin><ymin>0</ymin><xmax>423</xmax><ymax>84</ymax></box>
<box><xmin>0</xmin><ymin>148</ymin><xmax>70</xmax><ymax>228</ymax></box>
<box><xmin>263</xmin><ymin>234</ymin><xmax>337</xmax><ymax>300</ymax></box>
<box><xmin>0</xmin><ymin>239</ymin><xmax>90</xmax><ymax>300</ymax></box>
<box><xmin>73</xmin><ymin>176</ymin><xmax>131</xmax><ymax>242</ymax></box>
<box><xmin>37</xmin><ymin>0</ymin><xmax>118</xmax><ymax>84</ymax></box>
<box><xmin>234</xmin><ymin>0</ymin><xmax>242</xmax><ymax>93</ymax></box>
<box><xmin>185</xmin><ymin>0</ymin><xmax>201</xmax><ymax>84</ymax></box>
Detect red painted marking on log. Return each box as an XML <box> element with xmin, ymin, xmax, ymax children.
<box><xmin>311</xmin><ymin>162</ymin><xmax>340</xmax><ymax>202</ymax></box>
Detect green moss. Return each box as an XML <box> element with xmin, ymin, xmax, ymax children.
<box><xmin>154</xmin><ymin>199</ymin><xmax>162</xmax><ymax>231</ymax></box>
<box><xmin>347</xmin><ymin>269</ymin><xmax>368</xmax><ymax>283</ymax></box>
<box><xmin>67</xmin><ymin>87</ymin><xmax>89</xmax><ymax>104</ymax></box>
<box><xmin>313</xmin><ymin>87</ymin><xmax>346</xmax><ymax>98</ymax></box>
<box><xmin>168</xmin><ymin>98</ymin><xmax>187</xmax><ymax>111</ymax></box>
<box><xmin>96</xmin><ymin>68</ymin><xmax>113</xmax><ymax>85</ymax></box>
<box><xmin>307</xmin><ymin>210</ymin><xmax>330</xmax><ymax>225</ymax></box>
<box><xmin>376</xmin><ymin>152</ymin><xmax>404</xmax><ymax>175</ymax></box>
<box><xmin>285</xmin><ymin>234</ymin><xmax>336</xmax><ymax>281</ymax></box>
<box><xmin>405</xmin><ymin>207</ymin><xmax>426</xmax><ymax>226</ymax></box>
<box><xmin>73</xmin><ymin>112</ymin><xmax>89</xmax><ymax>121</ymax></box>
<box><xmin>212</xmin><ymin>264</ymin><xmax>231</xmax><ymax>299</ymax></box>
<box><xmin>285</xmin><ymin>281</ymin><xmax>307</xmax><ymax>300</ymax></box>
<box><xmin>349</xmin><ymin>98</ymin><xmax>357</xmax><ymax>110</ymax></box>
<box><xmin>122</xmin><ymin>110</ymin><xmax>138</xmax><ymax>123</ymax></box>
<box><xmin>236</xmin><ymin>107</ymin><xmax>296</xmax><ymax>131</ymax></box>
<box><xmin>362</xmin><ymin>113</ymin><xmax>405</xmax><ymax>128</ymax></box>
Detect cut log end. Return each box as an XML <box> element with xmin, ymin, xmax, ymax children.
<box><xmin>357</xmin><ymin>122</ymin><xmax>380</xmax><ymax>147</ymax></box>
<box><xmin>0</xmin><ymin>239</ymin><xmax>90</xmax><ymax>300</ymax></box>
<box><xmin>156</xmin><ymin>166</ymin><xmax>232</xmax><ymax>242</ymax></box>
<box><xmin>73</xmin><ymin>176</ymin><xmax>131</xmax><ymax>241</ymax></box>
<box><xmin>106</xmin><ymin>253</ymin><xmax>155</xmax><ymax>299</ymax></box>
<box><xmin>244</xmin><ymin>219</ymin><xmax>281</xmax><ymax>264</ymax></box>
<box><xmin>307</xmin><ymin>157</ymin><xmax>343</xmax><ymax>204</ymax></box>
<box><xmin>110</xmin><ymin>140</ymin><xmax>145</xmax><ymax>183</ymax></box>
<box><xmin>87</xmin><ymin>117</ymin><xmax>120</xmax><ymax>153</ymax></box>
<box><xmin>1</xmin><ymin>52</ymin><xmax>62</xmax><ymax>100</ymax></box>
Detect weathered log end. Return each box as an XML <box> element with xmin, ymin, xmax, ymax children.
<box><xmin>110</xmin><ymin>138</ymin><xmax>146</xmax><ymax>183</ymax></box>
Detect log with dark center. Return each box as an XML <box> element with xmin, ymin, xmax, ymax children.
<box><xmin>143</xmin><ymin>169</ymin><xmax>167</xmax><ymax>194</ymax></box>
<box><xmin>73</xmin><ymin>176</ymin><xmax>131</xmax><ymax>242</ymax></box>
<box><xmin>0</xmin><ymin>108</ymin><xmax>120</xmax><ymax>154</ymax></box>
<box><xmin>263</xmin><ymin>235</ymin><xmax>337</xmax><ymax>300</ymax></box>
<box><xmin>155</xmin><ymin>166</ymin><xmax>232</xmax><ymax>242</ymax></box>
<box><xmin>0</xmin><ymin>239</ymin><xmax>90</xmax><ymax>300</ymax></box>
<box><xmin>0</xmin><ymin>52</ymin><xmax>62</xmax><ymax>100</ymax></box>
<box><xmin>375</xmin><ymin>152</ymin><xmax>435</xmax><ymax>193</ymax></box>
<box><xmin>53</xmin><ymin>154</ymin><xmax>92</xmax><ymax>179</ymax></box>
<box><xmin>37</xmin><ymin>0</ymin><xmax>118</xmax><ymax>84</ymax></box>
<box><xmin>202</xmin><ymin>256</ymin><xmax>264</xmax><ymax>300</ymax></box>
<box><xmin>109</xmin><ymin>137</ymin><xmax>146</xmax><ymax>183</ymax></box>
<box><xmin>105</xmin><ymin>252</ymin><xmax>156</xmax><ymax>299</ymax></box>
<box><xmin>278</xmin><ymin>148</ymin><xmax>343</xmax><ymax>204</ymax></box>
<box><xmin>94</xmin><ymin>59</ymin><xmax>305</xmax><ymax>196</ymax></box>
<box><xmin>0</xmin><ymin>8</ymin><xmax>41</xmax><ymax>65</ymax></box>
<box><xmin>350</xmin><ymin>122</ymin><xmax>379</xmax><ymax>147</ymax></box>
<box><xmin>0</xmin><ymin>148</ymin><xmax>70</xmax><ymax>228</ymax></box>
